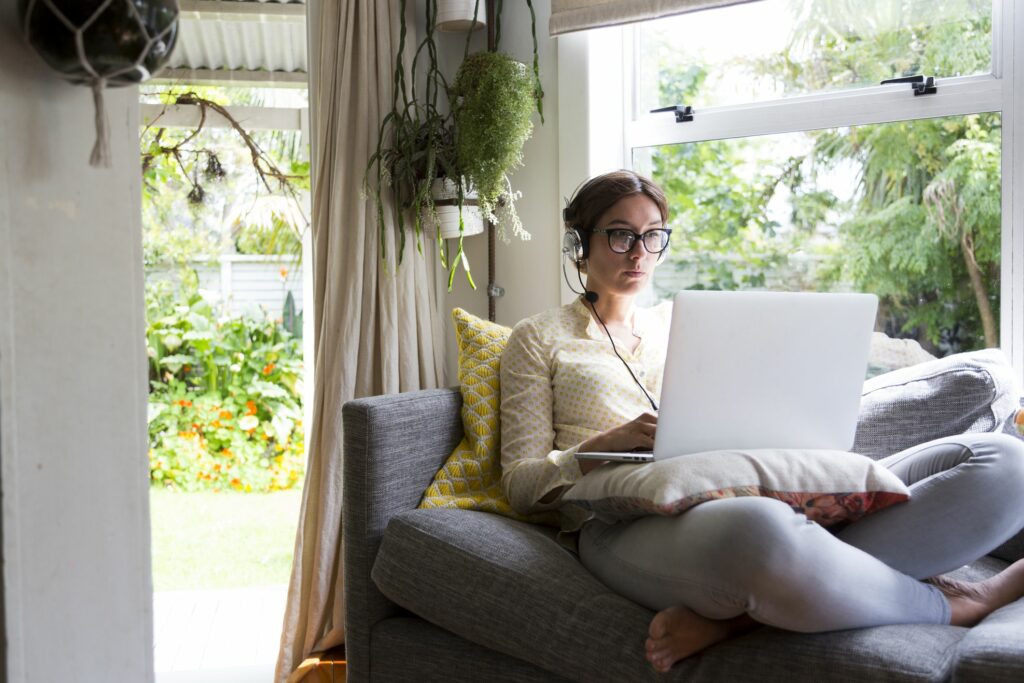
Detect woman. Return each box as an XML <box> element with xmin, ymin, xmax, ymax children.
<box><xmin>499</xmin><ymin>170</ymin><xmax>1024</xmax><ymax>673</ymax></box>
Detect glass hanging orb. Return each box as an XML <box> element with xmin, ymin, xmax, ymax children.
<box><xmin>17</xmin><ymin>0</ymin><xmax>179</xmax><ymax>167</ymax></box>
<box><xmin>18</xmin><ymin>0</ymin><xmax>180</xmax><ymax>87</ymax></box>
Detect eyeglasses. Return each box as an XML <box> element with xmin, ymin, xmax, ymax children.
<box><xmin>590</xmin><ymin>227</ymin><xmax>672</xmax><ymax>254</ymax></box>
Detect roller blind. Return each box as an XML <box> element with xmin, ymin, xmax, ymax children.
<box><xmin>549</xmin><ymin>0</ymin><xmax>757</xmax><ymax>36</ymax></box>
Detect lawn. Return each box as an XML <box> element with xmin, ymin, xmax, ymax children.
<box><xmin>150</xmin><ymin>488</ymin><xmax>303</xmax><ymax>591</ymax></box>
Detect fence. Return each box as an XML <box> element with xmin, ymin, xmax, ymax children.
<box><xmin>148</xmin><ymin>255</ymin><xmax>304</xmax><ymax>319</ymax></box>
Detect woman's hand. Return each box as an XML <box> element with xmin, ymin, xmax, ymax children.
<box><xmin>576</xmin><ymin>412</ymin><xmax>658</xmax><ymax>474</ymax></box>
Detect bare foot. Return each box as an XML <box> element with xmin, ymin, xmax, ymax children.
<box><xmin>928</xmin><ymin>558</ymin><xmax>1024</xmax><ymax>627</ymax></box>
<box><xmin>644</xmin><ymin>606</ymin><xmax>756</xmax><ymax>672</ymax></box>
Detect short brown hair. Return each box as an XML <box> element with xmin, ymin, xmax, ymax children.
<box><xmin>563</xmin><ymin>170</ymin><xmax>669</xmax><ymax>235</ymax></box>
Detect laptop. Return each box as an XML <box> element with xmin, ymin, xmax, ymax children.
<box><xmin>576</xmin><ymin>290</ymin><xmax>878</xmax><ymax>463</ymax></box>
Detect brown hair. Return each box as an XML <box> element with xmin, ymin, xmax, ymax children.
<box><xmin>563</xmin><ymin>170</ymin><xmax>669</xmax><ymax>235</ymax></box>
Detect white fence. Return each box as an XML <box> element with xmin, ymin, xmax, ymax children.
<box><xmin>149</xmin><ymin>255</ymin><xmax>304</xmax><ymax>319</ymax></box>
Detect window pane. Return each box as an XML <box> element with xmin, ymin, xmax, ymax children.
<box><xmin>633</xmin><ymin>114</ymin><xmax>1002</xmax><ymax>356</ymax></box>
<box><xmin>637</xmin><ymin>0</ymin><xmax>993</xmax><ymax>112</ymax></box>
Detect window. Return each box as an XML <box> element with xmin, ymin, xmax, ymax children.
<box><xmin>559</xmin><ymin>0</ymin><xmax>1023</xmax><ymax>381</ymax></box>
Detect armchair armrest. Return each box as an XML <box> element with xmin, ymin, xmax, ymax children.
<box><xmin>342</xmin><ymin>387</ymin><xmax>463</xmax><ymax>679</ymax></box>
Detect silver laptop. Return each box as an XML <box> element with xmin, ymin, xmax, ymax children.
<box><xmin>576</xmin><ymin>290</ymin><xmax>878</xmax><ymax>463</ymax></box>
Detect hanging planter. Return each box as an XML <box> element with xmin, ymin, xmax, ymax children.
<box><xmin>436</xmin><ymin>0</ymin><xmax>486</xmax><ymax>33</ymax></box>
<box><xmin>18</xmin><ymin>0</ymin><xmax>180</xmax><ymax>168</ymax></box>
<box><xmin>365</xmin><ymin>0</ymin><xmax>543</xmax><ymax>290</ymax></box>
<box><xmin>451</xmin><ymin>50</ymin><xmax>540</xmax><ymax>243</ymax></box>
<box><xmin>422</xmin><ymin>178</ymin><xmax>485</xmax><ymax>240</ymax></box>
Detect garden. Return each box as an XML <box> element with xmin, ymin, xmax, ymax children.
<box><xmin>142</xmin><ymin>85</ymin><xmax>309</xmax><ymax>589</ymax></box>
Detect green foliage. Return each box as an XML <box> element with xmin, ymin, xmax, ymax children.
<box><xmin>815</xmin><ymin>115</ymin><xmax>1001</xmax><ymax>350</ymax></box>
<box><xmin>365</xmin><ymin>0</ymin><xmax>542</xmax><ymax>286</ymax></box>
<box><xmin>282</xmin><ymin>291</ymin><xmax>303</xmax><ymax>340</ymax></box>
<box><xmin>364</xmin><ymin>0</ymin><xmax>475</xmax><ymax>286</ymax></box>
<box><xmin>451</xmin><ymin>51</ymin><xmax>538</xmax><ymax>242</ymax></box>
<box><xmin>141</xmin><ymin>85</ymin><xmax>310</xmax><ymax>266</ymax></box>
<box><xmin>648</xmin><ymin>1</ymin><xmax>998</xmax><ymax>354</ymax></box>
<box><xmin>145</xmin><ymin>276</ymin><xmax>304</xmax><ymax>492</ymax></box>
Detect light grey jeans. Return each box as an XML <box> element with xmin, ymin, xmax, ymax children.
<box><xmin>578</xmin><ymin>433</ymin><xmax>1024</xmax><ymax>632</ymax></box>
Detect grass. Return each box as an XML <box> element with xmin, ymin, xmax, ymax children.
<box><xmin>150</xmin><ymin>488</ymin><xmax>303</xmax><ymax>591</ymax></box>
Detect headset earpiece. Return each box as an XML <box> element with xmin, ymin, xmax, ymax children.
<box><xmin>561</xmin><ymin>228</ymin><xmax>588</xmax><ymax>264</ymax></box>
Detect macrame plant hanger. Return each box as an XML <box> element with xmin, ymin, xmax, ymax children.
<box><xmin>20</xmin><ymin>0</ymin><xmax>180</xmax><ymax>168</ymax></box>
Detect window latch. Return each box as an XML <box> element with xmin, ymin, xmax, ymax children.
<box><xmin>651</xmin><ymin>104</ymin><xmax>694</xmax><ymax>122</ymax></box>
<box><xmin>880</xmin><ymin>75</ymin><xmax>937</xmax><ymax>96</ymax></box>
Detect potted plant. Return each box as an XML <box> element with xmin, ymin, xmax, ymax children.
<box><xmin>365</xmin><ymin>0</ymin><xmax>543</xmax><ymax>288</ymax></box>
<box><xmin>450</xmin><ymin>50</ymin><xmax>539</xmax><ymax>244</ymax></box>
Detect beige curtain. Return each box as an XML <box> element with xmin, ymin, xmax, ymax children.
<box><xmin>549</xmin><ymin>0</ymin><xmax>756</xmax><ymax>35</ymax></box>
<box><xmin>275</xmin><ymin>1</ymin><xmax>445</xmax><ymax>680</ymax></box>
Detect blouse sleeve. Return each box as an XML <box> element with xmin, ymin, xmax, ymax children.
<box><xmin>499</xmin><ymin>320</ymin><xmax>583</xmax><ymax>515</ymax></box>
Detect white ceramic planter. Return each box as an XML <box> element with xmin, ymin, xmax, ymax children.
<box><xmin>423</xmin><ymin>178</ymin><xmax>485</xmax><ymax>240</ymax></box>
<box><xmin>436</xmin><ymin>0</ymin><xmax>487</xmax><ymax>32</ymax></box>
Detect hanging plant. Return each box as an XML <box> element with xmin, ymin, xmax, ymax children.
<box><xmin>365</xmin><ymin>0</ymin><xmax>482</xmax><ymax>289</ymax></box>
<box><xmin>365</xmin><ymin>0</ymin><xmax>543</xmax><ymax>288</ymax></box>
<box><xmin>451</xmin><ymin>50</ymin><xmax>538</xmax><ymax>243</ymax></box>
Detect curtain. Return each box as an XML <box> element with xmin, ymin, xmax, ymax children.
<box><xmin>549</xmin><ymin>0</ymin><xmax>756</xmax><ymax>35</ymax></box>
<box><xmin>275</xmin><ymin>1</ymin><xmax>445</xmax><ymax>680</ymax></box>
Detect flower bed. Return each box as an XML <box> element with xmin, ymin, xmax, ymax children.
<box><xmin>146</xmin><ymin>276</ymin><xmax>304</xmax><ymax>492</ymax></box>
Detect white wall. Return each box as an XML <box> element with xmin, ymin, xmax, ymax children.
<box><xmin>430</xmin><ymin>1</ymin><xmax>563</xmax><ymax>377</ymax></box>
<box><xmin>0</xmin><ymin>5</ymin><xmax>154</xmax><ymax>681</ymax></box>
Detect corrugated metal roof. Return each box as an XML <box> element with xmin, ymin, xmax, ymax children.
<box><xmin>161</xmin><ymin>0</ymin><xmax>307</xmax><ymax>84</ymax></box>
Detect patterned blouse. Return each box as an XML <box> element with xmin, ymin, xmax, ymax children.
<box><xmin>499</xmin><ymin>297</ymin><xmax>672</xmax><ymax>528</ymax></box>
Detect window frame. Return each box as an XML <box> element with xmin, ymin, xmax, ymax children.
<box><xmin>557</xmin><ymin>0</ymin><xmax>1024</xmax><ymax>389</ymax></box>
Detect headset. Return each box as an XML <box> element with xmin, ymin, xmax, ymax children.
<box><xmin>560</xmin><ymin>202</ymin><xmax>659</xmax><ymax>412</ymax></box>
<box><xmin>561</xmin><ymin>206</ymin><xmax>590</xmax><ymax>263</ymax></box>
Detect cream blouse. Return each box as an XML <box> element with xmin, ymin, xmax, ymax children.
<box><xmin>499</xmin><ymin>297</ymin><xmax>673</xmax><ymax>526</ymax></box>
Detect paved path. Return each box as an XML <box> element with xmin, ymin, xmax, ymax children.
<box><xmin>154</xmin><ymin>585</ymin><xmax>288</xmax><ymax>682</ymax></box>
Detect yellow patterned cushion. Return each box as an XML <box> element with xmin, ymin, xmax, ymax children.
<box><xmin>419</xmin><ymin>308</ymin><xmax>550</xmax><ymax>523</ymax></box>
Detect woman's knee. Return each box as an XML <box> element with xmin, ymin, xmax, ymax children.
<box><xmin>959</xmin><ymin>432</ymin><xmax>1024</xmax><ymax>495</ymax></box>
<box><xmin>684</xmin><ymin>497</ymin><xmax>813</xmax><ymax>582</ymax></box>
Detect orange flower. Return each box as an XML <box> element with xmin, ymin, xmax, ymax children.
<box><xmin>279</xmin><ymin>267</ymin><xmax>289</xmax><ymax>279</ymax></box>
<box><xmin>230</xmin><ymin>477</ymin><xmax>242</xmax><ymax>489</ymax></box>
<box><xmin>246</xmin><ymin>400</ymin><xmax>258</xmax><ymax>415</ymax></box>
<box><xmin>211</xmin><ymin>420</ymin><xmax>222</xmax><ymax>428</ymax></box>
<box><xmin>177</xmin><ymin>399</ymin><xmax>192</xmax><ymax>407</ymax></box>
<box><xmin>213</xmin><ymin>463</ymin><xmax>222</xmax><ymax>472</ymax></box>
<box><xmin>262</xmin><ymin>363</ymin><xmax>276</xmax><ymax>375</ymax></box>
<box><xmin>221</xmin><ymin>448</ymin><xmax>233</xmax><ymax>459</ymax></box>
<box><xmin>219</xmin><ymin>410</ymin><xmax>233</xmax><ymax>420</ymax></box>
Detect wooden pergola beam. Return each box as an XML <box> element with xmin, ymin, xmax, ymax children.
<box><xmin>152</xmin><ymin>68</ymin><xmax>308</xmax><ymax>88</ymax></box>
<box><xmin>178</xmin><ymin>0</ymin><xmax>306</xmax><ymax>19</ymax></box>
<box><xmin>141</xmin><ymin>103</ymin><xmax>306</xmax><ymax>131</ymax></box>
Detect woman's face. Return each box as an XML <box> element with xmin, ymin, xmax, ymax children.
<box><xmin>584</xmin><ymin>194</ymin><xmax>665</xmax><ymax>298</ymax></box>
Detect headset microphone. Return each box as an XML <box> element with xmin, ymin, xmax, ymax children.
<box><xmin>570</xmin><ymin>255</ymin><xmax>658</xmax><ymax>412</ymax></box>
<box><xmin>560</xmin><ymin>208</ymin><xmax>659</xmax><ymax>412</ymax></box>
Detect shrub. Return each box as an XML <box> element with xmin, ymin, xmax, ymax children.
<box><xmin>146</xmin><ymin>274</ymin><xmax>304</xmax><ymax>492</ymax></box>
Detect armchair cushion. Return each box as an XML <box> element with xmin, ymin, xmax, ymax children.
<box><xmin>853</xmin><ymin>349</ymin><xmax>1020</xmax><ymax>460</ymax></box>
<box><xmin>372</xmin><ymin>508</ymin><xmax>983</xmax><ymax>682</ymax></box>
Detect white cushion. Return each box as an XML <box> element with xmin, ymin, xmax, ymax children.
<box><xmin>563</xmin><ymin>449</ymin><xmax>910</xmax><ymax>527</ymax></box>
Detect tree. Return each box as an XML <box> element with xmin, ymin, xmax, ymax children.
<box><xmin>646</xmin><ymin>0</ymin><xmax>998</xmax><ymax>354</ymax></box>
<box><xmin>140</xmin><ymin>85</ymin><xmax>310</xmax><ymax>267</ymax></box>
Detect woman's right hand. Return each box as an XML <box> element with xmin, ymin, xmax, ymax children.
<box><xmin>576</xmin><ymin>412</ymin><xmax>658</xmax><ymax>474</ymax></box>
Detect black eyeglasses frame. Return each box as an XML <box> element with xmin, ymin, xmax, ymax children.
<box><xmin>589</xmin><ymin>227</ymin><xmax>673</xmax><ymax>254</ymax></box>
